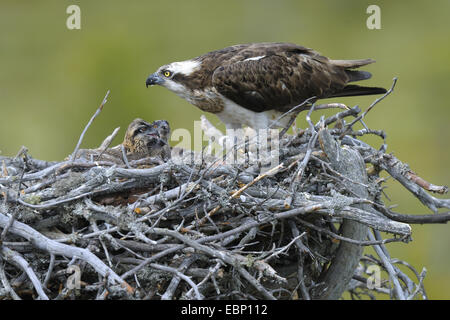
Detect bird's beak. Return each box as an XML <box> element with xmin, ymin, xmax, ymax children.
<box><xmin>146</xmin><ymin>73</ymin><xmax>164</xmax><ymax>87</ymax></box>
<box><xmin>146</xmin><ymin>132</ymin><xmax>159</xmax><ymax>138</ymax></box>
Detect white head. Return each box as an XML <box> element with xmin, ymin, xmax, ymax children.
<box><xmin>146</xmin><ymin>59</ymin><xmax>201</xmax><ymax>95</ymax></box>
<box><xmin>163</xmin><ymin>60</ymin><xmax>201</xmax><ymax>76</ymax></box>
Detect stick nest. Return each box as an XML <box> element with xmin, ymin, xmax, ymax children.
<box><xmin>1</xmin><ymin>92</ymin><xmax>448</xmax><ymax>300</ymax></box>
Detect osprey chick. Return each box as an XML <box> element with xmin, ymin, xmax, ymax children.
<box><xmin>146</xmin><ymin>42</ymin><xmax>386</xmax><ymax>130</ymax></box>
<box><xmin>122</xmin><ymin>118</ymin><xmax>166</xmax><ymax>160</ymax></box>
<box><xmin>74</xmin><ymin>118</ymin><xmax>167</xmax><ymax>164</ymax></box>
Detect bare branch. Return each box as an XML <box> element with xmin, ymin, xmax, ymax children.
<box><xmin>0</xmin><ymin>89</ymin><xmax>447</xmax><ymax>300</ymax></box>
<box><xmin>70</xmin><ymin>90</ymin><xmax>110</xmax><ymax>162</ymax></box>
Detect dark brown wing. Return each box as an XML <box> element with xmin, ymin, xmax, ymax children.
<box><xmin>198</xmin><ymin>42</ymin><xmax>311</xmax><ymax>66</ymax></box>
<box><xmin>211</xmin><ymin>43</ymin><xmax>385</xmax><ymax>113</ymax></box>
<box><xmin>211</xmin><ymin>45</ymin><xmax>349</xmax><ymax>112</ymax></box>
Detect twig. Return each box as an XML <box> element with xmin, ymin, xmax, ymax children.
<box><xmin>120</xmin><ymin>245</ymin><xmax>185</xmax><ymax>281</ymax></box>
<box><xmin>319</xmin><ymin>105</ymin><xmax>361</xmax><ymax>130</ymax></box>
<box><xmin>192</xmin><ymin>163</ymin><xmax>284</xmax><ymax>228</ymax></box>
<box><xmin>0</xmin><ymin>211</ymin><xmax>133</xmax><ymax>294</ymax></box>
<box><xmin>43</xmin><ymin>253</ymin><xmax>55</xmax><ymax>289</ymax></box>
<box><xmin>0</xmin><ymin>162</ymin><xmax>26</xmax><ymax>242</ymax></box>
<box><xmin>0</xmin><ymin>258</ymin><xmax>21</xmax><ymax>300</ymax></box>
<box><xmin>98</xmin><ymin>127</ymin><xmax>120</xmax><ymax>151</ymax></box>
<box><xmin>378</xmin><ymin>207</ymin><xmax>450</xmax><ymax>224</ymax></box>
<box><xmin>262</xmin><ymin>233</ymin><xmax>306</xmax><ymax>261</ymax></box>
<box><xmin>121</xmin><ymin>144</ymin><xmax>131</xmax><ymax>168</ymax></box>
<box><xmin>150</xmin><ymin>227</ymin><xmax>277</xmax><ymax>299</ymax></box>
<box><xmin>367</xmin><ymin>230</ymin><xmax>405</xmax><ymax>300</ymax></box>
<box><xmin>161</xmin><ymin>255</ymin><xmax>198</xmax><ymax>300</ymax></box>
<box><xmin>271</xmin><ymin>96</ymin><xmax>317</xmax><ymax>131</ymax></box>
<box><xmin>341</xmin><ymin>77</ymin><xmax>397</xmax><ymax>138</ymax></box>
<box><xmin>185</xmin><ymin>261</ymin><xmax>223</xmax><ymax>299</ymax></box>
<box><xmin>405</xmin><ymin>171</ymin><xmax>448</xmax><ymax>194</ymax></box>
<box><xmin>70</xmin><ymin>90</ymin><xmax>110</xmax><ymax>162</ymax></box>
<box><xmin>98</xmin><ymin>127</ymin><xmax>120</xmax><ymax>157</ymax></box>
<box><xmin>151</xmin><ymin>262</ymin><xmax>203</xmax><ymax>300</ymax></box>
<box><xmin>288</xmin><ymin>220</ymin><xmax>311</xmax><ymax>300</ymax></box>
<box><xmin>1</xmin><ymin>246</ymin><xmax>49</xmax><ymax>300</ymax></box>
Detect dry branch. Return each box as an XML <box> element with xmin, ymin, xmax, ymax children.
<box><xmin>0</xmin><ymin>89</ymin><xmax>448</xmax><ymax>300</ymax></box>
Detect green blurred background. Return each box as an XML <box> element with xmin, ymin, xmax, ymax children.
<box><xmin>0</xmin><ymin>0</ymin><xmax>449</xmax><ymax>299</ymax></box>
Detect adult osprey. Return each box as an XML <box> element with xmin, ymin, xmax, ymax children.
<box><xmin>146</xmin><ymin>42</ymin><xmax>386</xmax><ymax>130</ymax></box>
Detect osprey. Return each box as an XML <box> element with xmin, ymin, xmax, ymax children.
<box><xmin>146</xmin><ymin>42</ymin><xmax>386</xmax><ymax>130</ymax></box>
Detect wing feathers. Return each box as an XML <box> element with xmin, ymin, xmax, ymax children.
<box><xmin>330</xmin><ymin>85</ymin><xmax>387</xmax><ymax>98</ymax></box>
<box><xmin>345</xmin><ymin>70</ymin><xmax>372</xmax><ymax>82</ymax></box>
<box><xmin>330</xmin><ymin>59</ymin><xmax>375</xmax><ymax>68</ymax></box>
<box><xmin>205</xmin><ymin>43</ymin><xmax>385</xmax><ymax>113</ymax></box>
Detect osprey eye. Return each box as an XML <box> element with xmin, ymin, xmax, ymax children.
<box><xmin>163</xmin><ymin>70</ymin><xmax>172</xmax><ymax>77</ymax></box>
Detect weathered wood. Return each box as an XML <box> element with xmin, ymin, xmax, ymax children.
<box><xmin>314</xmin><ymin>128</ymin><xmax>370</xmax><ymax>300</ymax></box>
<box><xmin>1</xmin><ymin>96</ymin><xmax>446</xmax><ymax>300</ymax></box>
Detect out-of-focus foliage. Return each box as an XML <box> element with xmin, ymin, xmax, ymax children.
<box><xmin>0</xmin><ymin>0</ymin><xmax>448</xmax><ymax>298</ymax></box>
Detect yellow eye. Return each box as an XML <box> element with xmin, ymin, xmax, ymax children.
<box><xmin>164</xmin><ymin>70</ymin><xmax>172</xmax><ymax>77</ymax></box>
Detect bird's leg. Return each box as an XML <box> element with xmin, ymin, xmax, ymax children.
<box><xmin>279</xmin><ymin>110</ymin><xmax>300</xmax><ymax>139</ymax></box>
<box><xmin>224</xmin><ymin>123</ymin><xmax>243</xmax><ymax>145</ymax></box>
<box><xmin>255</xmin><ymin>127</ymin><xmax>281</xmax><ymax>172</ymax></box>
<box><xmin>224</xmin><ymin>123</ymin><xmax>247</xmax><ymax>165</ymax></box>
<box><xmin>200</xmin><ymin>115</ymin><xmax>225</xmax><ymax>159</ymax></box>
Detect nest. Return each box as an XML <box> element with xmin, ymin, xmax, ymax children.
<box><xmin>1</xmin><ymin>88</ymin><xmax>449</xmax><ymax>300</ymax></box>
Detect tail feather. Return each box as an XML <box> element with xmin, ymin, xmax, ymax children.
<box><xmin>331</xmin><ymin>85</ymin><xmax>387</xmax><ymax>98</ymax></box>
<box><xmin>330</xmin><ymin>58</ymin><xmax>375</xmax><ymax>68</ymax></box>
<box><xmin>328</xmin><ymin>58</ymin><xmax>384</xmax><ymax>98</ymax></box>
<box><xmin>346</xmin><ymin>70</ymin><xmax>372</xmax><ymax>82</ymax></box>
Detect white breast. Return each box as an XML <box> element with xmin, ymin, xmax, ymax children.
<box><xmin>216</xmin><ymin>95</ymin><xmax>290</xmax><ymax>130</ymax></box>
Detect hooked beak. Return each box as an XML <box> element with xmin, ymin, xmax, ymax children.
<box><xmin>146</xmin><ymin>73</ymin><xmax>164</xmax><ymax>87</ymax></box>
<box><xmin>146</xmin><ymin>132</ymin><xmax>159</xmax><ymax>138</ymax></box>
